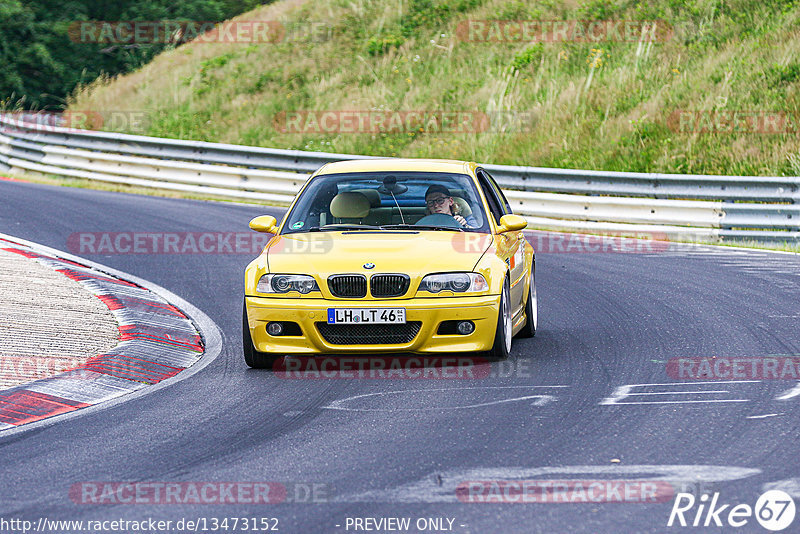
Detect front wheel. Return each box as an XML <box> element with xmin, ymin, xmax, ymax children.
<box><xmin>243</xmin><ymin>300</ymin><xmax>280</xmax><ymax>369</ymax></box>
<box><xmin>487</xmin><ymin>279</ymin><xmax>512</xmax><ymax>360</ymax></box>
<box><xmin>517</xmin><ymin>267</ymin><xmax>537</xmax><ymax>338</ymax></box>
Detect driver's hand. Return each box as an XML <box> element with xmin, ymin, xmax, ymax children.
<box><xmin>454</xmin><ymin>215</ymin><xmax>467</xmax><ymax>227</ymax></box>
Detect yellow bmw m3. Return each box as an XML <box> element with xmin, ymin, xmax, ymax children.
<box><xmin>243</xmin><ymin>159</ymin><xmax>536</xmax><ymax>368</ymax></box>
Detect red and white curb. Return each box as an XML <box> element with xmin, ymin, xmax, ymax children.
<box><xmin>0</xmin><ymin>234</ymin><xmax>221</xmax><ymax>433</ymax></box>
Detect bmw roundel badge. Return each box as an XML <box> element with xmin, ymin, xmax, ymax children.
<box><xmin>363</xmin><ymin>262</ymin><xmax>375</xmax><ymax>269</ymax></box>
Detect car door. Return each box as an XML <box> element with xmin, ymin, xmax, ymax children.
<box><xmin>477</xmin><ymin>169</ymin><xmax>526</xmax><ymax>317</ymax></box>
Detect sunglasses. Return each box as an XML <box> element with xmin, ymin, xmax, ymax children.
<box><xmin>425</xmin><ymin>196</ymin><xmax>450</xmax><ymax>207</ymax></box>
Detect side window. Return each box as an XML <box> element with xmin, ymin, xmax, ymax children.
<box><xmin>483</xmin><ymin>170</ymin><xmax>512</xmax><ymax>214</ymax></box>
<box><xmin>476</xmin><ymin>169</ymin><xmax>505</xmax><ymax>225</ymax></box>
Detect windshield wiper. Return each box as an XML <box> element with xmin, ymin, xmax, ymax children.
<box><xmin>381</xmin><ymin>224</ymin><xmax>464</xmax><ymax>232</ymax></box>
<box><xmin>306</xmin><ymin>224</ymin><xmax>384</xmax><ymax>232</ymax></box>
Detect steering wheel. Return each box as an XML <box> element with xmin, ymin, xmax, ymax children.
<box><xmin>414</xmin><ymin>213</ymin><xmax>462</xmax><ymax>228</ymax></box>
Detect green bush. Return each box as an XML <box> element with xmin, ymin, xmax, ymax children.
<box><xmin>399</xmin><ymin>0</ymin><xmax>484</xmax><ymax>38</ymax></box>
<box><xmin>510</xmin><ymin>43</ymin><xmax>544</xmax><ymax>72</ymax></box>
<box><xmin>366</xmin><ymin>33</ymin><xmax>406</xmax><ymax>56</ymax></box>
<box><xmin>766</xmin><ymin>62</ymin><xmax>800</xmax><ymax>86</ymax></box>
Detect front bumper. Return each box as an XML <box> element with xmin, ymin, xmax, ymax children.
<box><xmin>245</xmin><ymin>295</ymin><xmax>501</xmax><ymax>354</ymax></box>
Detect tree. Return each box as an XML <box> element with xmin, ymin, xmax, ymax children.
<box><xmin>1</xmin><ymin>0</ymin><xmax>270</xmax><ymax>109</ymax></box>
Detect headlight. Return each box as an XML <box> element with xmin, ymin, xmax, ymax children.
<box><xmin>257</xmin><ymin>274</ymin><xmax>320</xmax><ymax>294</ymax></box>
<box><xmin>418</xmin><ymin>273</ymin><xmax>488</xmax><ymax>294</ymax></box>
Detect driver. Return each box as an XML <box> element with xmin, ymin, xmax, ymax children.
<box><xmin>425</xmin><ymin>185</ymin><xmax>478</xmax><ymax>228</ymax></box>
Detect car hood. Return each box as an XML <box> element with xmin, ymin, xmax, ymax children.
<box><xmin>266</xmin><ymin>231</ymin><xmax>493</xmax><ymax>278</ymax></box>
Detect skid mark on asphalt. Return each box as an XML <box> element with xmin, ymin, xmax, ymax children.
<box><xmin>763</xmin><ymin>478</ymin><xmax>800</xmax><ymax>498</ymax></box>
<box><xmin>775</xmin><ymin>382</ymin><xmax>800</xmax><ymax>400</ymax></box>
<box><xmin>338</xmin><ymin>465</ymin><xmax>761</xmax><ymax>503</ymax></box>
<box><xmin>322</xmin><ymin>385</ymin><xmax>566</xmax><ymax>412</ymax></box>
<box><xmin>600</xmin><ymin>381</ymin><xmax>759</xmax><ymax>405</ymax></box>
<box><xmin>642</xmin><ymin>248</ymin><xmax>800</xmax><ymax>284</ymax></box>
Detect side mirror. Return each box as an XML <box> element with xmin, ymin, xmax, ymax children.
<box><xmin>497</xmin><ymin>214</ymin><xmax>527</xmax><ymax>233</ymax></box>
<box><xmin>249</xmin><ymin>215</ymin><xmax>278</xmax><ymax>234</ymax></box>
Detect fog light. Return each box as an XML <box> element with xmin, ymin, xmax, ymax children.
<box><xmin>267</xmin><ymin>322</ymin><xmax>284</xmax><ymax>336</ymax></box>
<box><xmin>457</xmin><ymin>321</ymin><xmax>475</xmax><ymax>335</ymax></box>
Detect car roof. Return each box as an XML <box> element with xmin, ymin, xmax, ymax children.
<box><xmin>314</xmin><ymin>158</ymin><xmax>478</xmax><ymax>176</ymax></box>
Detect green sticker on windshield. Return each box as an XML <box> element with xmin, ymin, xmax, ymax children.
<box><xmin>291</xmin><ymin>221</ymin><xmax>304</xmax><ymax>229</ymax></box>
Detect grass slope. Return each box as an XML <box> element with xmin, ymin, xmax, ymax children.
<box><xmin>69</xmin><ymin>0</ymin><xmax>800</xmax><ymax>176</ymax></box>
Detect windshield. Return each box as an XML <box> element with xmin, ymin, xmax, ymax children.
<box><xmin>281</xmin><ymin>171</ymin><xmax>489</xmax><ymax>234</ymax></box>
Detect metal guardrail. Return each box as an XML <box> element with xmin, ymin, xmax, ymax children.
<box><xmin>1</xmin><ymin>114</ymin><xmax>798</xmax><ymax>242</ymax></box>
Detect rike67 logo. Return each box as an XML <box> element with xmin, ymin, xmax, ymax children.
<box><xmin>668</xmin><ymin>490</ymin><xmax>796</xmax><ymax>531</ymax></box>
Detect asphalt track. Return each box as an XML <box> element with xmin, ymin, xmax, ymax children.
<box><xmin>1</xmin><ymin>179</ymin><xmax>800</xmax><ymax>533</ymax></box>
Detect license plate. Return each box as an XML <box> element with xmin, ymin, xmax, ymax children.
<box><xmin>327</xmin><ymin>308</ymin><xmax>406</xmax><ymax>324</ymax></box>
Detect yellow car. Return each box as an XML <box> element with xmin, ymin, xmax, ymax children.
<box><xmin>243</xmin><ymin>159</ymin><xmax>536</xmax><ymax>368</ymax></box>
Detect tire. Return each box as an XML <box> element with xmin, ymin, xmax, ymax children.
<box><xmin>517</xmin><ymin>266</ymin><xmax>537</xmax><ymax>338</ymax></box>
<box><xmin>242</xmin><ymin>300</ymin><xmax>280</xmax><ymax>369</ymax></box>
<box><xmin>487</xmin><ymin>278</ymin><xmax>512</xmax><ymax>361</ymax></box>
